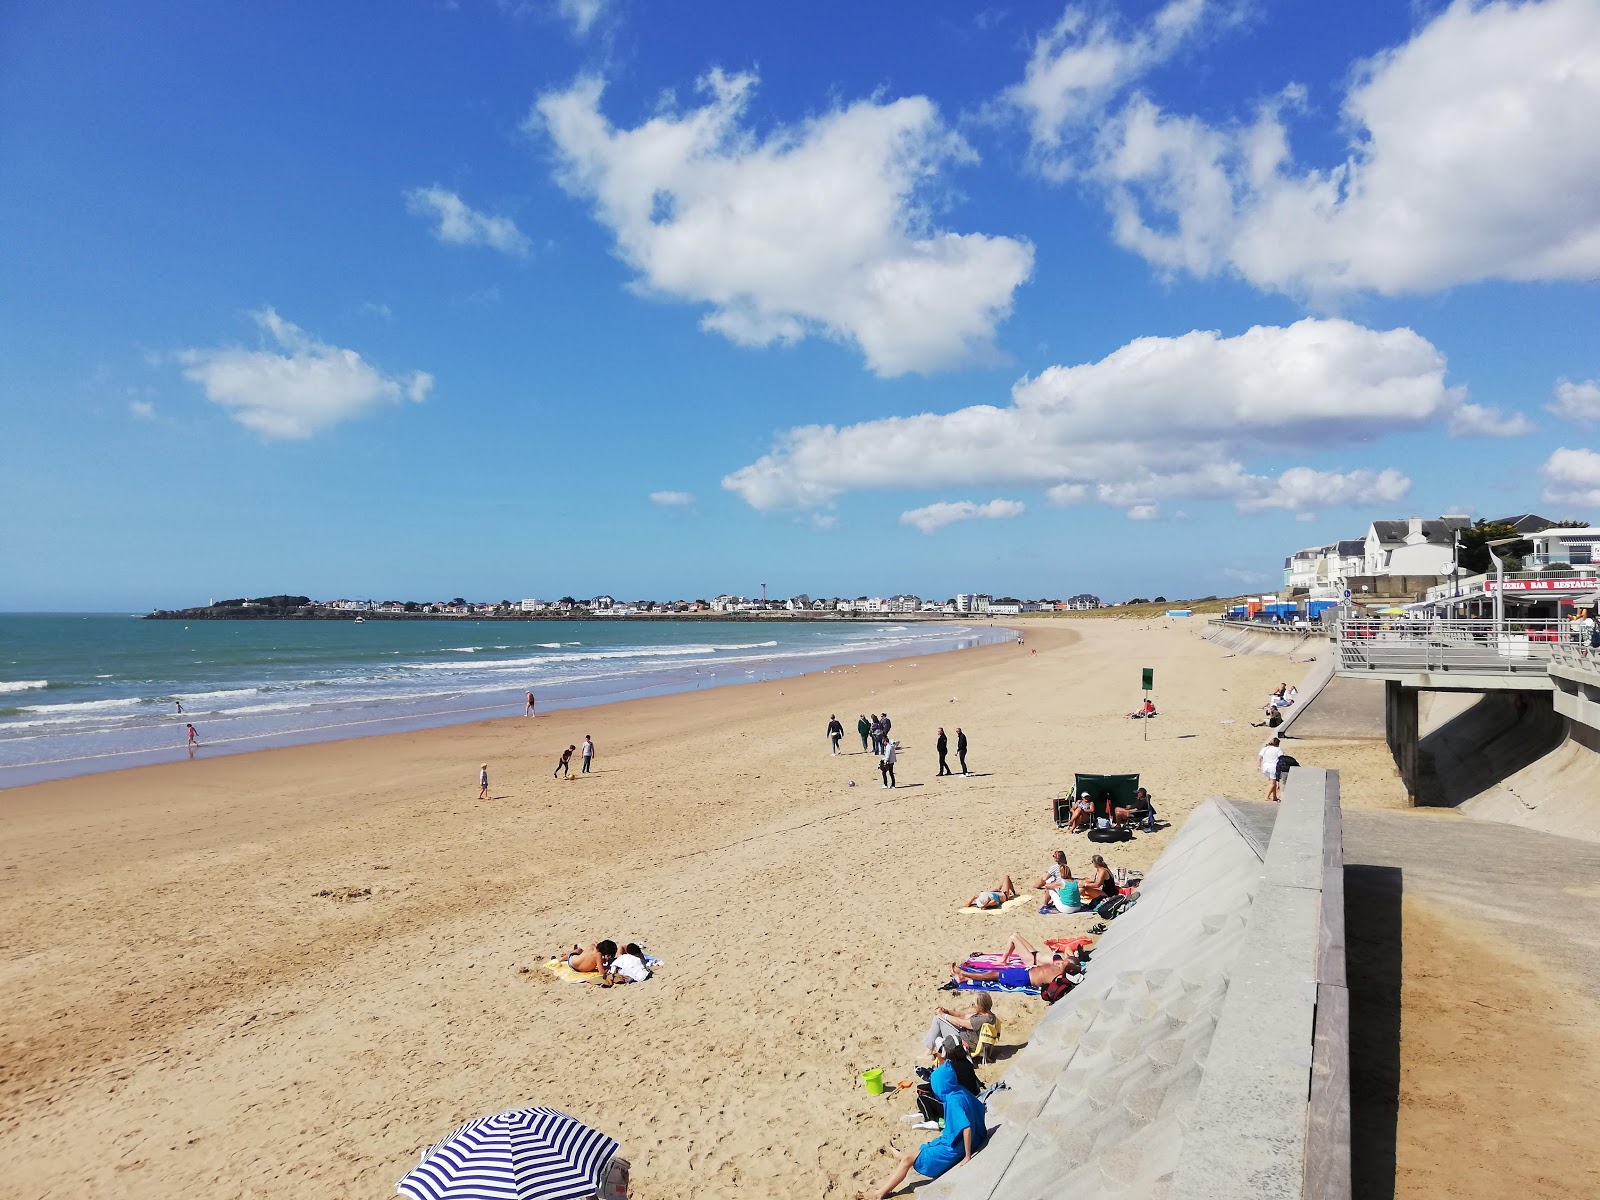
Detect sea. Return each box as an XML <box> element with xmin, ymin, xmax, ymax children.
<box><xmin>0</xmin><ymin>614</ymin><xmax>1010</xmax><ymax>787</ymax></box>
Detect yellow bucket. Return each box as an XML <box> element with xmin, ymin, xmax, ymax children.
<box><xmin>860</xmin><ymin>1068</ymin><xmax>885</xmax><ymax>1095</ymax></box>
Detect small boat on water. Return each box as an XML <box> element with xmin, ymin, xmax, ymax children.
<box><xmin>354</xmin><ymin>617</ymin><xmax>366</xmax><ymax>623</ymax></box>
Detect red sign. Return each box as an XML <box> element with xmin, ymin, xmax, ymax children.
<box><xmin>1485</xmin><ymin>578</ymin><xmax>1599</xmax><ymax>592</ymax></box>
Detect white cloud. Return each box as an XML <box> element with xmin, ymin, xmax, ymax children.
<box><xmin>1541</xmin><ymin>446</ymin><xmax>1600</xmax><ymax>506</ymax></box>
<box><xmin>1046</xmin><ymin>482</ymin><xmax>1088</xmax><ymax>505</ymax></box>
<box><xmin>1295</xmin><ymin>512</ymin><xmax>1317</xmax><ymax>522</ymax></box>
<box><xmin>1126</xmin><ymin>504</ymin><xmax>1161</xmax><ymax>521</ymax></box>
<box><xmin>1035</xmin><ymin>0</ymin><xmax>1600</xmax><ymax>297</ymax></box>
<box><xmin>179</xmin><ymin>309</ymin><xmax>433</xmax><ymax>439</ymax></box>
<box><xmin>724</xmin><ymin>317</ymin><xmax>1445</xmax><ymax>512</ymax></box>
<box><xmin>1448</xmin><ymin>402</ymin><xmax>1535</xmax><ymax>437</ymax></box>
<box><xmin>533</xmin><ymin>71</ymin><xmax>1034</xmax><ymax>376</ymax></box>
<box><xmin>557</xmin><ymin>0</ymin><xmax>604</xmax><ymax>35</ymax></box>
<box><xmin>129</xmin><ymin>400</ymin><xmax>155</xmax><ymax>420</ymax></box>
<box><xmin>1235</xmin><ymin>466</ymin><xmax>1411</xmax><ymax>512</ymax></box>
<box><xmin>405</xmin><ymin>186</ymin><xmax>529</xmax><ymax>257</ymax></box>
<box><xmin>900</xmin><ymin>498</ymin><xmax>1026</xmax><ymax>534</ymax></box>
<box><xmin>1551</xmin><ymin>378</ymin><xmax>1600</xmax><ymax>424</ymax></box>
<box><xmin>649</xmin><ymin>490</ymin><xmax>694</xmax><ymax>506</ymax></box>
<box><xmin>1007</xmin><ymin>0</ymin><xmax>1212</xmax><ymax>178</ymax></box>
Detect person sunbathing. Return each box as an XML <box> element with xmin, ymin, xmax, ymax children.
<box><xmin>564</xmin><ymin>940</ymin><xmax>618</xmax><ymax>973</ymax></box>
<box><xmin>966</xmin><ymin>875</ymin><xmax>1018</xmax><ymax>910</ymax></box>
<box><xmin>1066</xmin><ymin>791</ymin><xmax>1094</xmax><ymax>833</ymax></box>
<box><xmin>950</xmin><ymin>934</ymin><xmax>1081</xmax><ymax>988</ymax></box>
<box><xmin>921</xmin><ymin>993</ymin><xmax>997</xmax><ymax>1055</ymax></box>
<box><xmin>1126</xmin><ymin>698</ymin><xmax>1157</xmax><ymax>718</ymax></box>
<box><xmin>1042</xmin><ymin>868</ymin><xmax>1090</xmax><ymax>913</ymax></box>
<box><xmin>1034</xmin><ymin>850</ymin><xmax>1070</xmax><ymax>890</ymax></box>
<box><xmin>1079</xmin><ymin>855</ymin><xmax>1116</xmax><ymax>902</ymax></box>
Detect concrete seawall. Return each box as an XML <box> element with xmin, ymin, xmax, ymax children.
<box><xmin>1200</xmin><ymin>621</ymin><xmax>1322</xmax><ymax>658</ymax></box>
<box><xmin>931</xmin><ymin>771</ymin><xmax>1349</xmax><ymax>1199</ymax></box>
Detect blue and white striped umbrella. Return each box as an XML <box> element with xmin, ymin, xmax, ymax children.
<box><xmin>396</xmin><ymin>1107</ymin><xmax>620</xmax><ymax>1200</ymax></box>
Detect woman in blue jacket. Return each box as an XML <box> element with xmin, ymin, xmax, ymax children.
<box><xmin>858</xmin><ymin>1038</ymin><xmax>987</xmax><ymax>1198</ymax></box>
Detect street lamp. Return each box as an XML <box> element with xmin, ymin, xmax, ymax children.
<box><xmin>1485</xmin><ymin>536</ymin><xmax>1520</xmax><ymax>639</ymax></box>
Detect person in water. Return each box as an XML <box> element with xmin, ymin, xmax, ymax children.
<box><xmin>857</xmin><ymin>1037</ymin><xmax>988</xmax><ymax>1198</ymax></box>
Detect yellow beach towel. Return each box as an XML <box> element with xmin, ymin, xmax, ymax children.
<box><xmin>544</xmin><ymin>957</ymin><xmax>602</xmax><ymax>983</ymax></box>
<box><xmin>960</xmin><ymin>893</ymin><xmax>1034</xmax><ymax>915</ymax></box>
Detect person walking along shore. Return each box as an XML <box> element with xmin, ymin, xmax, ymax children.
<box><xmin>827</xmin><ymin>715</ymin><xmax>844</xmax><ymax>756</ymax></box>
<box><xmin>956</xmin><ymin>727</ymin><xmax>968</xmax><ymax>775</ymax></box>
<box><xmin>936</xmin><ymin>727</ymin><xmax>952</xmax><ymax>776</ymax></box>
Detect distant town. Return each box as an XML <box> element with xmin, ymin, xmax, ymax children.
<box><xmin>143</xmin><ymin>590</ymin><xmax>1206</xmax><ymax>621</ymax></box>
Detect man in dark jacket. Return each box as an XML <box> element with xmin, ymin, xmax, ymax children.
<box><xmin>956</xmin><ymin>727</ymin><xmax>969</xmax><ymax>775</ymax></box>
<box><xmin>936</xmin><ymin>727</ymin><xmax>952</xmax><ymax>776</ymax></box>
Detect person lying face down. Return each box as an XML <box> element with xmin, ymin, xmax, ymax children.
<box><xmin>565</xmin><ymin>940</ymin><xmax>617</xmax><ymax>973</ymax></box>
<box><xmin>967</xmin><ymin>875</ymin><xmax>1018</xmax><ymax>910</ymax></box>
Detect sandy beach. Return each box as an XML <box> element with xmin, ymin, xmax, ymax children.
<box><xmin>0</xmin><ymin>618</ymin><xmax>1473</xmax><ymax>1198</ymax></box>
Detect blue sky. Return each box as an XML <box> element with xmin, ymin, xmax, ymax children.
<box><xmin>3</xmin><ymin>0</ymin><xmax>1599</xmax><ymax>610</ymax></box>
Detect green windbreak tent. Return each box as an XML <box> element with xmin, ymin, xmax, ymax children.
<box><xmin>1074</xmin><ymin>773</ymin><xmax>1141</xmax><ymax>823</ymax></box>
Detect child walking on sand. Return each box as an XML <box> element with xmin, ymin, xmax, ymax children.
<box><xmin>479</xmin><ymin>764</ymin><xmax>489</xmax><ymax>799</ymax></box>
<box><xmin>554</xmin><ymin>745</ymin><xmax>574</xmax><ymax>778</ymax></box>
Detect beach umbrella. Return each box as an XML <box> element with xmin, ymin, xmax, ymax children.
<box><xmin>396</xmin><ymin>1107</ymin><xmax>620</xmax><ymax>1200</ymax></box>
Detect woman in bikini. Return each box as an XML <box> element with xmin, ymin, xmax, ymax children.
<box><xmin>950</xmin><ymin>933</ymin><xmax>1083</xmax><ymax>988</ymax></box>
<box><xmin>1080</xmin><ymin>854</ymin><xmax>1116</xmax><ymax>902</ymax></box>
<box><xmin>966</xmin><ymin>875</ymin><xmax>1018</xmax><ymax>910</ymax></box>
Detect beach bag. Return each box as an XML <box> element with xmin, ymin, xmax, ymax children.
<box><xmin>1040</xmin><ymin>973</ymin><xmax>1074</xmax><ymax>1004</ymax></box>
<box><xmin>1274</xmin><ymin>754</ymin><xmax>1299</xmax><ymax>780</ymax></box>
<box><xmin>1096</xmin><ymin>894</ymin><xmax>1132</xmax><ymax>920</ymax></box>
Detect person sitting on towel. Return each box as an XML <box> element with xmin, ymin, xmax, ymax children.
<box><xmin>1126</xmin><ymin>698</ymin><xmax>1157</xmax><ymax>718</ymax></box>
<box><xmin>1251</xmin><ymin>705</ymin><xmax>1283</xmax><ymax>729</ymax></box>
<box><xmin>1034</xmin><ymin>850</ymin><xmax>1070</xmax><ymax>890</ymax></box>
<box><xmin>599</xmin><ymin>942</ymin><xmax>651</xmax><ymax>986</ymax></box>
<box><xmin>1043</xmin><ymin>866</ymin><xmax>1090</xmax><ymax>912</ymax></box>
<box><xmin>858</xmin><ymin>1037</ymin><xmax>988</xmax><ymax>1198</ymax></box>
<box><xmin>565</xmin><ymin>940</ymin><xmax>617</xmax><ymax>973</ymax></box>
<box><xmin>921</xmin><ymin>993</ymin><xmax>997</xmax><ymax>1056</ymax></box>
<box><xmin>1066</xmin><ymin>791</ymin><xmax>1095</xmax><ymax>834</ymax></box>
<box><xmin>966</xmin><ymin>875</ymin><xmax>1018</xmax><ymax>910</ymax></box>
<box><xmin>1080</xmin><ymin>855</ymin><xmax>1116</xmax><ymax>903</ymax></box>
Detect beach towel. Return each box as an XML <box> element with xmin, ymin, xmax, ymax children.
<box><xmin>544</xmin><ymin>957</ymin><xmax>602</xmax><ymax>983</ymax></box>
<box><xmin>1045</xmin><ymin>936</ymin><xmax>1096</xmax><ymax>955</ymax></box>
<box><xmin>960</xmin><ymin>893</ymin><xmax>1034</xmax><ymax>915</ymax></box>
<box><xmin>954</xmin><ymin>978</ymin><xmax>1040</xmax><ymax>997</ymax></box>
<box><xmin>1038</xmin><ymin>902</ymin><xmax>1097</xmax><ymax>915</ymax></box>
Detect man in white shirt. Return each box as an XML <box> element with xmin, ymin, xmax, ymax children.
<box><xmin>605</xmin><ymin>943</ymin><xmax>651</xmax><ymax>985</ymax></box>
<box><xmin>581</xmin><ymin>735</ymin><xmax>595</xmax><ymax>774</ymax></box>
<box><xmin>880</xmin><ymin>739</ymin><xmax>898</xmax><ymax>788</ymax></box>
<box><xmin>1258</xmin><ymin>738</ymin><xmax>1283</xmax><ymax>801</ymax></box>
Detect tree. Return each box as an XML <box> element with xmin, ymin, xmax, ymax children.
<box><xmin>403</xmin><ymin>601</ymin><xmax>421</xmax><ymax>613</ymax></box>
<box><xmin>1153</xmin><ymin>596</ymin><xmax>1168</xmax><ymax>603</ymax></box>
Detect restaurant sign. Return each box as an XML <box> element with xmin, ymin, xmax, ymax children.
<box><xmin>1484</xmin><ymin>578</ymin><xmax>1599</xmax><ymax>592</ymax></box>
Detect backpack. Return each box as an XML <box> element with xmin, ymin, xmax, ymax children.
<box><xmin>1096</xmin><ymin>894</ymin><xmax>1133</xmax><ymax>920</ymax></box>
<box><xmin>1274</xmin><ymin>754</ymin><xmax>1299</xmax><ymax>778</ymax></box>
<box><xmin>1040</xmin><ymin>973</ymin><xmax>1074</xmax><ymax>1004</ymax></box>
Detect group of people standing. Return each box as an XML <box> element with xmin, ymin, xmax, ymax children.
<box><xmin>825</xmin><ymin>713</ymin><xmax>971</xmax><ymax>788</ymax></box>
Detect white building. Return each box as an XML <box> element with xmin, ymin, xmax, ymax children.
<box><xmin>520</xmin><ymin>598</ymin><xmax>546</xmax><ymax>612</ymax></box>
<box><xmin>590</xmin><ymin>595</ymin><xmax>615</xmax><ymax>612</ymax></box>
<box><xmin>785</xmin><ymin>594</ymin><xmax>811</xmax><ymax>611</ymax></box>
<box><xmin>1067</xmin><ymin>594</ymin><xmax>1100</xmax><ymax>610</ymax></box>
<box><xmin>1525</xmin><ymin>527</ymin><xmax>1600</xmax><ymax>570</ymax></box>
<box><xmin>887</xmin><ymin>594</ymin><xmax>921</xmax><ymax>613</ymax></box>
<box><xmin>1363</xmin><ymin>516</ymin><xmax>1470</xmax><ymax>577</ymax></box>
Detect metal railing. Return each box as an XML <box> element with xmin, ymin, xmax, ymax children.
<box><xmin>1549</xmin><ymin>638</ymin><xmax>1600</xmax><ymax>678</ymax></box>
<box><xmin>1332</xmin><ymin>616</ymin><xmax>1572</xmax><ymax>676</ymax></box>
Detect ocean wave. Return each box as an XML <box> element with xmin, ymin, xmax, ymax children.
<box><xmin>20</xmin><ymin>696</ymin><xmax>147</xmax><ymax>715</ymax></box>
<box><xmin>0</xmin><ymin>680</ymin><xmax>49</xmax><ymax>694</ymax></box>
<box><xmin>535</xmin><ymin>643</ymin><xmax>563</xmax><ymax>649</ymax></box>
<box><xmin>441</xmin><ymin>646</ymin><xmax>482</xmax><ymax>653</ymax></box>
<box><xmin>712</xmin><ymin>641</ymin><xmax>780</xmax><ymax>651</ymax></box>
<box><xmin>411</xmin><ymin>646</ymin><xmax>713</xmax><ymax>671</ymax></box>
